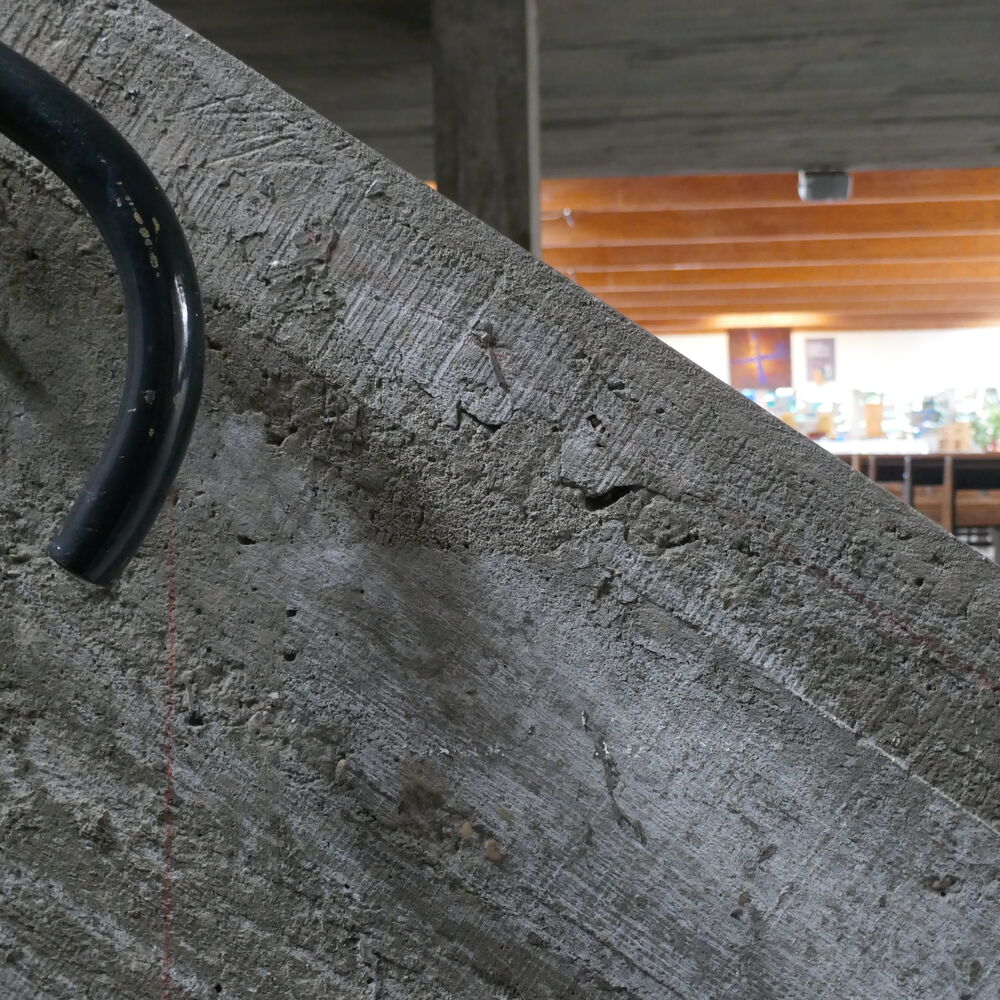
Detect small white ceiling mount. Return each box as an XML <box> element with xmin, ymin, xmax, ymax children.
<box><xmin>797</xmin><ymin>169</ymin><xmax>852</xmax><ymax>202</ymax></box>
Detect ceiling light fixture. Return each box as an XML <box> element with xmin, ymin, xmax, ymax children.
<box><xmin>798</xmin><ymin>169</ymin><xmax>852</xmax><ymax>202</ymax></box>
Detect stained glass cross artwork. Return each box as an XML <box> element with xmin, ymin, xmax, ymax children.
<box><xmin>728</xmin><ymin>329</ymin><xmax>792</xmax><ymax>391</ymax></box>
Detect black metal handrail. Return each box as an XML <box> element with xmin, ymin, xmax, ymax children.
<box><xmin>0</xmin><ymin>40</ymin><xmax>204</xmax><ymax>587</ymax></box>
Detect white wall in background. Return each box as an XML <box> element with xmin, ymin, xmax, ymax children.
<box><xmin>657</xmin><ymin>328</ymin><xmax>1000</xmax><ymax>402</ymax></box>
<box><xmin>790</xmin><ymin>328</ymin><xmax>1000</xmax><ymax>401</ymax></box>
<box><xmin>657</xmin><ymin>333</ymin><xmax>730</xmax><ymax>384</ymax></box>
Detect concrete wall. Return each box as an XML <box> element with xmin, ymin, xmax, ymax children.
<box><xmin>3</xmin><ymin>3</ymin><xmax>1000</xmax><ymax>998</ymax></box>
<box><xmin>158</xmin><ymin>0</ymin><xmax>1000</xmax><ymax>178</ymax></box>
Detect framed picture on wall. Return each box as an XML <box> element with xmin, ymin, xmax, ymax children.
<box><xmin>805</xmin><ymin>337</ymin><xmax>836</xmax><ymax>385</ymax></box>
<box><xmin>728</xmin><ymin>328</ymin><xmax>792</xmax><ymax>390</ymax></box>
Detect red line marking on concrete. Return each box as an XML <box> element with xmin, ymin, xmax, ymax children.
<box><xmin>162</xmin><ymin>488</ymin><xmax>178</xmax><ymax>1000</ymax></box>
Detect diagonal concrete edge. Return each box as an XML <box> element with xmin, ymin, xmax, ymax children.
<box><xmin>1</xmin><ymin>1</ymin><xmax>999</xmax><ymax>997</ymax></box>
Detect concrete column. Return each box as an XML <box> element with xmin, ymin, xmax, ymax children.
<box><xmin>431</xmin><ymin>0</ymin><xmax>540</xmax><ymax>254</ymax></box>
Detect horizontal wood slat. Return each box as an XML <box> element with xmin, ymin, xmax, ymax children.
<box><xmin>543</xmin><ymin>235</ymin><xmax>1000</xmax><ymax>273</ymax></box>
<box><xmin>573</xmin><ymin>261</ymin><xmax>1000</xmax><ymax>293</ymax></box>
<box><xmin>646</xmin><ymin>312</ymin><xmax>1000</xmax><ymax>333</ymax></box>
<box><xmin>600</xmin><ymin>284</ymin><xmax>1000</xmax><ymax>310</ymax></box>
<box><xmin>542</xmin><ymin>168</ymin><xmax>1000</xmax><ymax>215</ymax></box>
<box><xmin>543</xmin><ymin>200</ymin><xmax>1000</xmax><ymax>248</ymax></box>
<box><xmin>630</xmin><ymin>302</ymin><xmax>1000</xmax><ymax>318</ymax></box>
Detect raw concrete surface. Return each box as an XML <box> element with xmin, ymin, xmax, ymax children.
<box><xmin>157</xmin><ymin>0</ymin><xmax>1000</xmax><ymax>178</ymax></box>
<box><xmin>1</xmin><ymin>2</ymin><xmax>1000</xmax><ymax>998</ymax></box>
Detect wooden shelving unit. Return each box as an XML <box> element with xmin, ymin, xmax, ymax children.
<box><xmin>846</xmin><ymin>453</ymin><xmax>1000</xmax><ymax>535</ymax></box>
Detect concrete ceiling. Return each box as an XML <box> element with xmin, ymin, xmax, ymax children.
<box><xmin>157</xmin><ymin>0</ymin><xmax>1000</xmax><ymax>179</ymax></box>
